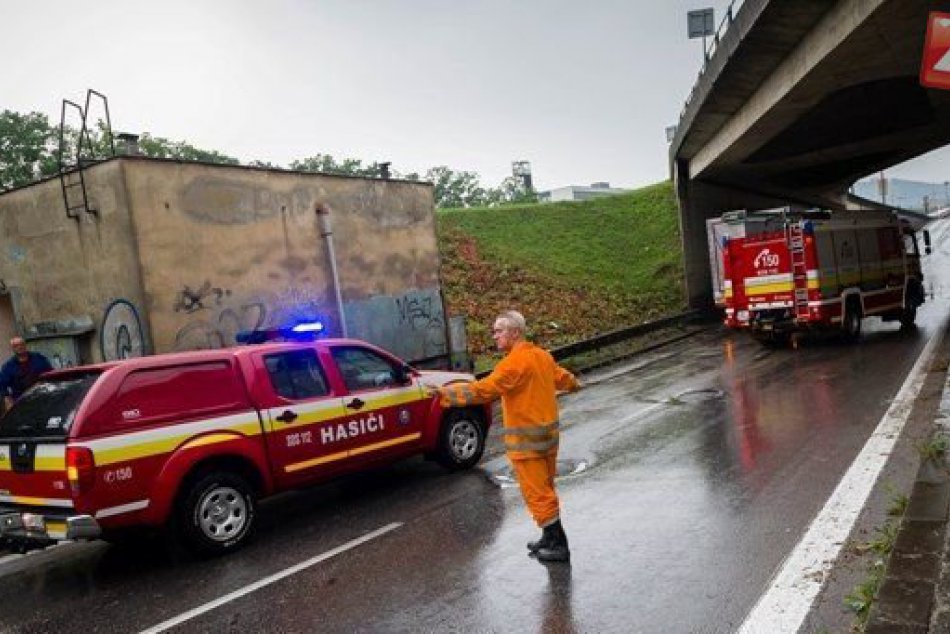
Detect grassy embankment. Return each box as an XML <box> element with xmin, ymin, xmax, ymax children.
<box><xmin>436</xmin><ymin>181</ymin><xmax>687</xmax><ymax>369</ymax></box>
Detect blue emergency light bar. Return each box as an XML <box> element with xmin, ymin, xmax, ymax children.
<box><xmin>236</xmin><ymin>320</ymin><xmax>328</xmax><ymax>344</ymax></box>
<box><xmin>291</xmin><ymin>321</ymin><xmax>325</xmax><ymax>334</ymax></box>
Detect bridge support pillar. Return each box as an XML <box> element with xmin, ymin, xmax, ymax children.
<box><xmin>674</xmin><ymin>161</ymin><xmax>791</xmax><ymax>311</ymax></box>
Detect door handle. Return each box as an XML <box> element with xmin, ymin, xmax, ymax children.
<box><xmin>275</xmin><ymin>410</ymin><xmax>298</xmax><ymax>423</ymax></box>
<box><xmin>346</xmin><ymin>397</ymin><xmax>365</xmax><ymax>410</ymax></box>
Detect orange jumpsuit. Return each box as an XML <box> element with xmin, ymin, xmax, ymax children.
<box><xmin>438</xmin><ymin>341</ymin><xmax>579</xmax><ymax>527</ymax></box>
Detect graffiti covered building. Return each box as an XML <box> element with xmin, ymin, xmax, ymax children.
<box><xmin>0</xmin><ymin>156</ymin><xmax>459</xmax><ymax>368</ymax></box>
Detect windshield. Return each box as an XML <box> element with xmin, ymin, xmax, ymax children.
<box><xmin>0</xmin><ymin>372</ymin><xmax>101</xmax><ymax>439</ymax></box>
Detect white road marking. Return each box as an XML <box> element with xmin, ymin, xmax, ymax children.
<box><xmin>139</xmin><ymin>522</ymin><xmax>403</xmax><ymax>634</ymax></box>
<box><xmin>738</xmin><ymin>322</ymin><xmax>947</xmax><ymax>634</ymax></box>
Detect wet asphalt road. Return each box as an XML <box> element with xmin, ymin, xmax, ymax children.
<box><xmin>0</xmin><ymin>218</ymin><xmax>948</xmax><ymax>634</ymax></box>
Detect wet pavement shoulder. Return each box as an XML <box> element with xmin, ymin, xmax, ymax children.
<box><xmin>865</xmin><ymin>342</ymin><xmax>950</xmax><ymax>633</ymax></box>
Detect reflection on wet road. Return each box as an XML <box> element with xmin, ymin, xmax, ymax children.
<box><xmin>0</xmin><ymin>219</ymin><xmax>947</xmax><ymax>633</ymax></box>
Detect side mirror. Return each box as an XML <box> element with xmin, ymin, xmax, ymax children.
<box><xmin>393</xmin><ymin>364</ymin><xmax>413</xmax><ymax>386</ymax></box>
<box><xmin>924</xmin><ymin>230</ymin><xmax>932</xmax><ymax>255</ymax></box>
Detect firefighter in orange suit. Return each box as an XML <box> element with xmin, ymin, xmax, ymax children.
<box><xmin>432</xmin><ymin>310</ymin><xmax>580</xmax><ymax>562</ymax></box>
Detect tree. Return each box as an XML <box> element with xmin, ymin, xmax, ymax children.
<box><xmin>290</xmin><ymin>154</ymin><xmax>385</xmax><ymax>178</ymax></box>
<box><xmin>0</xmin><ymin>110</ymin><xmax>60</xmax><ymax>190</ymax></box>
<box><xmin>490</xmin><ymin>176</ymin><xmax>538</xmax><ymax>205</ymax></box>
<box><xmin>136</xmin><ymin>132</ymin><xmax>239</xmax><ymax>165</ymax></box>
<box><xmin>425</xmin><ymin>166</ymin><xmax>492</xmax><ymax>208</ymax></box>
<box><xmin>246</xmin><ymin>160</ymin><xmax>282</xmax><ymax>169</ymax></box>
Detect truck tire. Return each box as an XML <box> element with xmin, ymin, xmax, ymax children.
<box><xmin>901</xmin><ymin>281</ymin><xmax>922</xmax><ymax>330</ymax></box>
<box><xmin>842</xmin><ymin>299</ymin><xmax>862</xmax><ymax>342</ymax></box>
<box><xmin>435</xmin><ymin>409</ymin><xmax>486</xmax><ymax>471</ymax></box>
<box><xmin>176</xmin><ymin>470</ymin><xmax>256</xmax><ymax>556</ymax></box>
<box><xmin>900</xmin><ymin>303</ymin><xmax>918</xmax><ymax>330</ymax></box>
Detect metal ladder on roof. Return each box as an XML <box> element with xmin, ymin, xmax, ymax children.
<box><xmin>788</xmin><ymin>222</ymin><xmax>810</xmax><ymax>319</ymax></box>
<box><xmin>57</xmin><ymin>89</ymin><xmax>115</xmax><ymax>219</ymax></box>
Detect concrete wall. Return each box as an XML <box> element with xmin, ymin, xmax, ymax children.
<box><xmin>0</xmin><ymin>158</ymin><xmax>446</xmax><ymax>364</ymax></box>
<box><xmin>0</xmin><ymin>160</ymin><xmax>149</xmax><ymax>365</ymax></box>
<box><xmin>122</xmin><ymin>159</ymin><xmax>444</xmax><ymax>362</ymax></box>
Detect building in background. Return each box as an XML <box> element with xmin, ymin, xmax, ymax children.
<box><xmin>537</xmin><ymin>182</ymin><xmax>629</xmax><ymax>203</ymax></box>
<box><xmin>0</xmin><ymin>156</ymin><xmax>468</xmax><ymax>369</ymax></box>
<box><xmin>851</xmin><ymin>176</ymin><xmax>950</xmax><ymax>212</ymax></box>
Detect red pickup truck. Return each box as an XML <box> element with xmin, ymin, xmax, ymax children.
<box><xmin>0</xmin><ymin>338</ymin><xmax>490</xmax><ymax>555</ymax></box>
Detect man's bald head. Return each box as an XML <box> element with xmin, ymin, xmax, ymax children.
<box><xmin>10</xmin><ymin>338</ymin><xmax>27</xmax><ymax>359</ymax></box>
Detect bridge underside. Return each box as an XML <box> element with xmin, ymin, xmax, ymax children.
<box><xmin>672</xmin><ymin>0</ymin><xmax>950</xmax><ymax>308</ymax></box>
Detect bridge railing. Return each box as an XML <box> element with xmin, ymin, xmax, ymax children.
<box><xmin>677</xmin><ymin>0</ymin><xmax>747</xmax><ymax>127</ymax></box>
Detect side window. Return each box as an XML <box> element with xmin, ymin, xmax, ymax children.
<box><xmin>264</xmin><ymin>350</ymin><xmax>329</xmax><ymax>400</ymax></box>
<box><xmin>331</xmin><ymin>346</ymin><xmax>401</xmax><ymax>392</ymax></box>
<box><xmin>904</xmin><ymin>233</ymin><xmax>918</xmax><ymax>256</ymax></box>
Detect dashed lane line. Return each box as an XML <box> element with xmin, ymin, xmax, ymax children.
<box><xmin>139</xmin><ymin>522</ymin><xmax>403</xmax><ymax>634</ymax></box>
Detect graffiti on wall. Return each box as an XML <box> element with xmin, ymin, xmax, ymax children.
<box><xmin>345</xmin><ymin>289</ymin><xmax>447</xmax><ymax>362</ymax></box>
<box><xmin>395</xmin><ymin>294</ymin><xmax>443</xmax><ymax>332</ymax></box>
<box><xmin>101</xmin><ymin>299</ymin><xmax>146</xmax><ymax>360</ymax></box>
<box><xmin>172</xmin><ymin>281</ymin><xmax>330</xmax><ymax>350</ymax></box>
<box><xmin>169</xmin><ymin>281</ymin><xmax>447</xmax><ymax>362</ymax></box>
<box><xmin>173</xmin><ymin>282</ymin><xmax>230</xmax><ymax>314</ymax></box>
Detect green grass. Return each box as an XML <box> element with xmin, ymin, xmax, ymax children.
<box><xmin>918</xmin><ymin>433</ymin><xmax>950</xmax><ymax>462</ymax></box>
<box><xmin>436</xmin><ymin>182</ymin><xmax>687</xmax><ymax>357</ymax></box>
<box><xmin>438</xmin><ymin>182</ymin><xmax>683</xmax><ymax>298</ymax></box>
<box><xmin>844</xmin><ymin>497</ymin><xmax>905</xmax><ymax>628</ymax></box>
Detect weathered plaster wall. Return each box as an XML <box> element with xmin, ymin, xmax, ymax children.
<box><xmin>122</xmin><ymin>159</ymin><xmax>445</xmax><ymax>360</ymax></box>
<box><xmin>0</xmin><ymin>161</ymin><xmax>150</xmax><ymax>363</ymax></box>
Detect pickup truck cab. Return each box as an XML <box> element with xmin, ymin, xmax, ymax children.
<box><xmin>0</xmin><ymin>338</ymin><xmax>489</xmax><ymax>555</ymax></box>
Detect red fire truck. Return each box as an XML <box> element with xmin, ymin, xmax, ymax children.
<box><xmin>0</xmin><ymin>336</ymin><xmax>491</xmax><ymax>555</ymax></box>
<box><xmin>719</xmin><ymin>208</ymin><xmax>930</xmax><ymax>344</ymax></box>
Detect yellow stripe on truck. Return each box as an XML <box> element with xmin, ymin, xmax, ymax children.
<box><xmin>0</xmin><ymin>494</ymin><xmax>73</xmax><ymax>508</ymax></box>
<box><xmin>746</xmin><ymin>279</ymin><xmax>820</xmax><ymax>296</ymax></box>
<box><xmin>90</xmin><ymin>418</ymin><xmax>263</xmax><ymax>466</ymax></box>
<box><xmin>285</xmin><ymin>432</ymin><xmax>422</xmax><ymax>473</ymax></box>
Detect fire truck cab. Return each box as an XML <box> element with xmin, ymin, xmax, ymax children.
<box><xmin>719</xmin><ymin>208</ymin><xmax>930</xmax><ymax>344</ymax></box>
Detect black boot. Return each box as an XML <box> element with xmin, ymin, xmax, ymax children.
<box><xmin>536</xmin><ymin>520</ymin><xmax>570</xmax><ymax>563</ymax></box>
<box><xmin>527</xmin><ymin>523</ymin><xmax>556</xmax><ymax>553</ymax></box>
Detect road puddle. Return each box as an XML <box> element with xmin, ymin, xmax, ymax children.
<box><xmin>485</xmin><ymin>459</ymin><xmax>590</xmax><ymax>488</ymax></box>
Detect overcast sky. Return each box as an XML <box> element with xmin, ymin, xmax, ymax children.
<box><xmin>3</xmin><ymin>0</ymin><xmax>948</xmax><ymax>191</ymax></box>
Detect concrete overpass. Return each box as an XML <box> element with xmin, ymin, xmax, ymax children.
<box><xmin>671</xmin><ymin>0</ymin><xmax>950</xmax><ymax>308</ymax></box>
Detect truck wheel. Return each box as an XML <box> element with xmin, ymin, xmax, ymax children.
<box><xmin>900</xmin><ymin>303</ymin><xmax>918</xmax><ymax>330</ymax></box>
<box><xmin>435</xmin><ymin>409</ymin><xmax>486</xmax><ymax>471</ymax></box>
<box><xmin>176</xmin><ymin>471</ymin><xmax>256</xmax><ymax>556</ymax></box>
<box><xmin>842</xmin><ymin>300</ymin><xmax>862</xmax><ymax>342</ymax></box>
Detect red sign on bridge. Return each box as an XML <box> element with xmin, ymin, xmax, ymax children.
<box><xmin>921</xmin><ymin>11</ymin><xmax>950</xmax><ymax>90</ymax></box>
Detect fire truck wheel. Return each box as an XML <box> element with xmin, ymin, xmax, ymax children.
<box><xmin>177</xmin><ymin>471</ymin><xmax>257</xmax><ymax>556</ymax></box>
<box><xmin>435</xmin><ymin>409</ymin><xmax>486</xmax><ymax>471</ymax></box>
<box><xmin>843</xmin><ymin>300</ymin><xmax>862</xmax><ymax>341</ymax></box>
<box><xmin>900</xmin><ymin>303</ymin><xmax>918</xmax><ymax>330</ymax></box>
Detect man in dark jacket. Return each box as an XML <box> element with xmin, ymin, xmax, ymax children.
<box><xmin>0</xmin><ymin>337</ymin><xmax>52</xmax><ymax>408</ymax></box>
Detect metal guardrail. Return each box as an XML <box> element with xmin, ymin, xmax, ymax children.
<box><xmin>677</xmin><ymin>0</ymin><xmax>747</xmax><ymax>125</ymax></box>
<box><xmin>475</xmin><ymin>310</ymin><xmax>706</xmax><ymax>378</ymax></box>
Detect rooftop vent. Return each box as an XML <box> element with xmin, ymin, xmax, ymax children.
<box><xmin>116</xmin><ymin>133</ymin><xmax>140</xmax><ymax>156</ymax></box>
